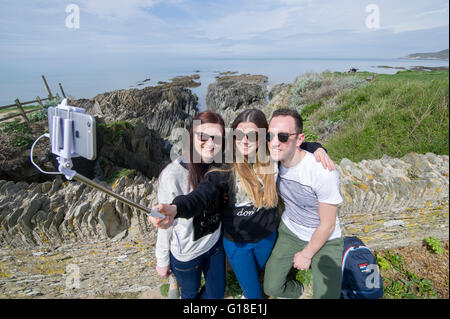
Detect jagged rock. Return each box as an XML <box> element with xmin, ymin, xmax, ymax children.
<box><xmin>206</xmin><ymin>74</ymin><xmax>269</xmax><ymax>125</ymax></box>
<box><xmin>268</xmin><ymin>83</ymin><xmax>290</xmax><ymax>101</ymax></box>
<box><xmin>70</xmin><ymin>84</ymin><xmax>198</xmax><ymax>139</ymax></box>
<box><xmin>95</xmin><ymin>122</ymin><xmax>169</xmax><ymax>179</ymax></box>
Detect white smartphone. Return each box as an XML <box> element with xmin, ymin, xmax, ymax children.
<box><xmin>48</xmin><ymin>106</ymin><xmax>97</xmax><ymax>160</ymax></box>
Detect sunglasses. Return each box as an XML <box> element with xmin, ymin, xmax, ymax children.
<box><xmin>235</xmin><ymin>130</ymin><xmax>258</xmax><ymax>143</ymax></box>
<box><xmin>266</xmin><ymin>132</ymin><xmax>299</xmax><ymax>143</ymax></box>
<box><xmin>194</xmin><ymin>132</ymin><xmax>222</xmax><ymax>144</ymax></box>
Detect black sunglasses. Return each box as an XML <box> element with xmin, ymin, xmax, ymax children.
<box><xmin>266</xmin><ymin>132</ymin><xmax>299</xmax><ymax>143</ymax></box>
<box><xmin>194</xmin><ymin>132</ymin><xmax>222</xmax><ymax>144</ymax></box>
<box><xmin>235</xmin><ymin>130</ymin><xmax>258</xmax><ymax>142</ymax></box>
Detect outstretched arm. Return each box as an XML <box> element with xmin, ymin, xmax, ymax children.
<box><xmin>173</xmin><ymin>170</ymin><xmax>226</xmax><ymax>219</ymax></box>
<box><xmin>151</xmin><ymin>170</ymin><xmax>227</xmax><ymax>228</ymax></box>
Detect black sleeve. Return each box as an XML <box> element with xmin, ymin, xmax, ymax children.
<box><xmin>300</xmin><ymin>141</ymin><xmax>327</xmax><ymax>154</ymax></box>
<box><xmin>171</xmin><ymin>171</ymin><xmax>227</xmax><ymax>219</ymax></box>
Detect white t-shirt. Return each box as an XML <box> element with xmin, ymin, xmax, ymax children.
<box><xmin>278</xmin><ymin>151</ymin><xmax>343</xmax><ymax>242</ymax></box>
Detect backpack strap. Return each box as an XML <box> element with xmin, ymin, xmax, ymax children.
<box><xmin>341</xmin><ymin>246</ymin><xmax>354</xmax><ymax>275</ymax></box>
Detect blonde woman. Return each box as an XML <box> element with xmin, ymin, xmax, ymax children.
<box><xmin>152</xmin><ymin>109</ymin><xmax>333</xmax><ymax>299</ymax></box>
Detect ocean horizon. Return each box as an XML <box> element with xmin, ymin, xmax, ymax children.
<box><xmin>0</xmin><ymin>57</ymin><xmax>448</xmax><ymax>111</ymax></box>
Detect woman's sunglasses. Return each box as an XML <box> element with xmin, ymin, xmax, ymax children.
<box><xmin>266</xmin><ymin>132</ymin><xmax>299</xmax><ymax>143</ymax></box>
<box><xmin>235</xmin><ymin>130</ymin><xmax>258</xmax><ymax>143</ymax></box>
<box><xmin>194</xmin><ymin>132</ymin><xmax>222</xmax><ymax>144</ymax></box>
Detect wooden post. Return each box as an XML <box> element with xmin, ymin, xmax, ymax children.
<box><xmin>58</xmin><ymin>83</ymin><xmax>67</xmax><ymax>98</ymax></box>
<box><xmin>15</xmin><ymin>98</ymin><xmax>30</xmax><ymax>124</ymax></box>
<box><xmin>36</xmin><ymin>96</ymin><xmax>44</xmax><ymax>109</ymax></box>
<box><xmin>41</xmin><ymin>75</ymin><xmax>53</xmax><ymax>100</ymax></box>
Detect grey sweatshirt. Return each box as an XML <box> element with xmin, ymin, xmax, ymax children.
<box><xmin>155</xmin><ymin>157</ymin><xmax>221</xmax><ymax>267</ymax></box>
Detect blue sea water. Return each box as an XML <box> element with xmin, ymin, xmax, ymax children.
<box><xmin>0</xmin><ymin>57</ymin><xmax>448</xmax><ymax>111</ymax></box>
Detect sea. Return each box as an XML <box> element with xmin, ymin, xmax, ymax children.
<box><xmin>0</xmin><ymin>57</ymin><xmax>448</xmax><ymax>111</ymax></box>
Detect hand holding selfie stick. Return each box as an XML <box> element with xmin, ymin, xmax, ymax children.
<box><xmin>30</xmin><ymin>99</ymin><xmax>166</xmax><ymax>220</ymax></box>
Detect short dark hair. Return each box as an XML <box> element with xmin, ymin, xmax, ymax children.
<box><xmin>270</xmin><ymin>108</ymin><xmax>303</xmax><ymax>133</ymax></box>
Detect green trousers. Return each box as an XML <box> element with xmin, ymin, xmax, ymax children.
<box><xmin>263</xmin><ymin>220</ymin><xmax>344</xmax><ymax>299</ymax></box>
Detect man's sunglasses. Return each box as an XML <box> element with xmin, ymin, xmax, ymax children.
<box><xmin>194</xmin><ymin>132</ymin><xmax>222</xmax><ymax>144</ymax></box>
<box><xmin>235</xmin><ymin>130</ymin><xmax>258</xmax><ymax>142</ymax></box>
<box><xmin>266</xmin><ymin>132</ymin><xmax>299</xmax><ymax>143</ymax></box>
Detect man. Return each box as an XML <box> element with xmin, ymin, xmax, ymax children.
<box><xmin>263</xmin><ymin>108</ymin><xmax>343</xmax><ymax>299</ymax></box>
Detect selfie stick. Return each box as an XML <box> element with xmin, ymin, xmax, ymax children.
<box><xmin>30</xmin><ymin>99</ymin><xmax>166</xmax><ymax>220</ymax></box>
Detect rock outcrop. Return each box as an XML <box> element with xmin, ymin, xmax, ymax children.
<box><xmin>0</xmin><ymin>171</ymin><xmax>158</xmax><ymax>249</ymax></box>
<box><xmin>0</xmin><ymin>152</ymin><xmax>448</xmax><ymax>250</ymax></box>
<box><xmin>72</xmin><ymin>121</ymin><xmax>169</xmax><ymax>180</ymax></box>
<box><xmin>206</xmin><ymin>74</ymin><xmax>269</xmax><ymax>125</ymax></box>
<box><xmin>70</xmin><ymin>84</ymin><xmax>198</xmax><ymax>139</ymax></box>
<box><xmin>338</xmin><ymin>153</ymin><xmax>449</xmax><ymax>248</ymax></box>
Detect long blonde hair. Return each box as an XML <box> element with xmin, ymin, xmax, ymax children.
<box><xmin>230</xmin><ymin>109</ymin><xmax>278</xmax><ymax>209</ymax></box>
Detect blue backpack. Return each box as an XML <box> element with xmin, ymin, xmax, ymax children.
<box><xmin>340</xmin><ymin>236</ymin><xmax>383</xmax><ymax>299</ymax></box>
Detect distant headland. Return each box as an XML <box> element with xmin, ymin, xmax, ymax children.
<box><xmin>401</xmin><ymin>49</ymin><xmax>449</xmax><ymax>60</ymax></box>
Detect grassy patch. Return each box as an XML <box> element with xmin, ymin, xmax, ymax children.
<box><xmin>375</xmin><ymin>240</ymin><xmax>449</xmax><ymax>299</ymax></box>
<box><xmin>296</xmin><ymin>70</ymin><xmax>449</xmax><ymax>162</ymax></box>
<box><xmin>97</xmin><ymin>121</ymin><xmax>135</xmax><ymax>143</ymax></box>
<box><xmin>0</xmin><ymin>104</ymin><xmax>41</xmax><ymax>114</ymax></box>
<box><xmin>225</xmin><ymin>269</ymin><xmax>243</xmax><ymax>299</ymax></box>
<box><xmin>160</xmin><ymin>284</ymin><xmax>169</xmax><ymax>298</ymax></box>
<box><xmin>424</xmin><ymin>237</ymin><xmax>444</xmax><ymax>255</ymax></box>
<box><xmin>105</xmin><ymin>167</ymin><xmax>134</xmax><ymax>186</ymax></box>
<box><xmin>0</xmin><ymin>119</ymin><xmax>34</xmax><ymax>148</ymax></box>
<box><xmin>1</xmin><ymin>118</ymin><xmax>31</xmax><ymax>135</ymax></box>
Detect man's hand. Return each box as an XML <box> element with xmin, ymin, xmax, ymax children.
<box><xmin>156</xmin><ymin>265</ymin><xmax>171</xmax><ymax>278</ymax></box>
<box><xmin>293</xmin><ymin>251</ymin><xmax>312</xmax><ymax>271</ymax></box>
<box><xmin>313</xmin><ymin>148</ymin><xmax>335</xmax><ymax>171</ymax></box>
<box><xmin>147</xmin><ymin>204</ymin><xmax>177</xmax><ymax>229</ymax></box>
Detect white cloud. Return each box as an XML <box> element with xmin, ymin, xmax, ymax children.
<box><xmin>77</xmin><ymin>0</ymin><xmax>182</xmax><ymax>20</ymax></box>
<box><xmin>197</xmin><ymin>6</ymin><xmax>297</xmax><ymax>40</ymax></box>
<box><xmin>415</xmin><ymin>6</ymin><xmax>449</xmax><ymax>17</ymax></box>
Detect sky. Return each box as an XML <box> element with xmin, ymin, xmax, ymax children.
<box><xmin>0</xmin><ymin>0</ymin><xmax>448</xmax><ymax>73</ymax></box>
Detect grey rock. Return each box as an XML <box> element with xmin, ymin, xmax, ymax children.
<box><xmin>206</xmin><ymin>74</ymin><xmax>269</xmax><ymax>125</ymax></box>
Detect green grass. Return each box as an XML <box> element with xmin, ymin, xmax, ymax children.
<box><xmin>0</xmin><ymin>118</ymin><xmax>35</xmax><ymax>148</ymax></box>
<box><xmin>225</xmin><ymin>269</ymin><xmax>243</xmax><ymax>298</ymax></box>
<box><xmin>97</xmin><ymin>121</ymin><xmax>135</xmax><ymax>143</ymax></box>
<box><xmin>0</xmin><ymin>104</ymin><xmax>41</xmax><ymax>114</ymax></box>
<box><xmin>1</xmin><ymin>118</ymin><xmax>31</xmax><ymax>135</ymax></box>
<box><xmin>104</xmin><ymin>167</ymin><xmax>134</xmax><ymax>186</ymax></box>
<box><xmin>376</xmin><ymin>249</ymin><xmax>440</xmax><ymax>299</ymax></box>
<box><xmin>299</xmin><ymin>70</ymin><xmax>449</xmax><ymax>162</ymax></box>
<box><xmin>160</xmin><ymin>283</ymin><xmax>169</xmax><ymax>298</ymax></box>
<box><xmin>424</xmin><ymin>237</ymin><xmax>444</xmax><ymax>254</ymax></box>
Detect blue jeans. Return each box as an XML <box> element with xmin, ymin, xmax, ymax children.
<box><xmin>170</xmin><ymin>238</ymin><xmax>226</xmax><ymax>299</ymax></box>
<box><xmin>223</xmin><ymin>231</ymin><xmax>277</xmax><ymax>299</ymax></box>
